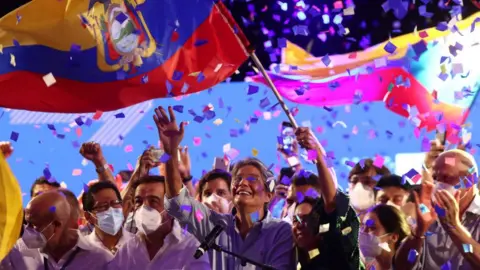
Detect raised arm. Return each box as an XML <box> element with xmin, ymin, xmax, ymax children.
<box><xmin>394</xmin><ymin>168</ymin><xmax>436</xmax><ymax>270</ymax></box>
<box><xmin>153</xmin><ymin>106</ymin><xmax>228</xmax><ymax>240</ymax></box>
<box><xmin>80</xmin><ymin>142</ymin><xmax>115</xmax><ymax>184</ymax></box>
<box><xmin>295</xmin><ymin>127</ymin><xmax>337</xmax><ymax>213</ymax></box>
<box><xmin>121</xmin><ymin>149</ymin><xmax>159</xmax><ymax>216</ymax></box>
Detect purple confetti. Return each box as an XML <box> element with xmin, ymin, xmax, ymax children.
<box><xmin>173</xmin><ymin>105</ymin><xmax>184</xmax><ymax>113</ymax></box>
<box><xmin>10</xmin><ymin>131</ymin><xmax>19</xmax><ymax>142</ymax></box>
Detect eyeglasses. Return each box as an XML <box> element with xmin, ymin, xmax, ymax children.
<box><xmin>232</xmin><ymin>175</ymin><xmax>262</xmax><ymax>185</ymax></box>
<box><xmin>92</xmin><ymin>199</ymin><xmax>122</xmax><ymax>212</ymax></box>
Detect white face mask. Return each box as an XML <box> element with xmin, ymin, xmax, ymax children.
<box><xmin>359</xmin><ymin>232</ymin><xmax>391</xmax><ymax>258</ymax></box>
<box><xmin>350</xmin><ymin>183</ymin><xmax>375</xmax><ymax>211</ymax></box>
<box><xmin>134</xmin><ymin>205</ymin><xmax>165</xmax><ymax>235</ymax></box>
<box><xmin>96</xmin><ymin>207</ymin><xmax>124</xmax><ymax>236</ymax></box>
<box><xmin>22</xmin><ymin>224</ymin><xmax>52</xmax><ymax>249</ymax></box>
<box><xmin>204</xmin><ymin>193</ymin><xmax>231</xmax><ymax>214</ymax></box>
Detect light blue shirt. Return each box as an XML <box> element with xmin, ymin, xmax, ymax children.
<box><xmin>164</xmin><ymin>187</ymin><xmax>295</xmax><ymax>270</ymax></box>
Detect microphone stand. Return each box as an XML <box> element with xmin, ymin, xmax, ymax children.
<box><xmin>210</xmin><ymin>243</ymin><xmax>277</xmax><ymax>270</ymax></box>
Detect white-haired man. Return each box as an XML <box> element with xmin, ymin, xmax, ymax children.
<box><xmin>395</xmin><ymin>146</ymin><xmax>480</xmax><ymax>270</ymax></box>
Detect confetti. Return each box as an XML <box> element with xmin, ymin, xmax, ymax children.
<box><xmin>462</xmin><ymin>243</ymin><xmax>473</xmax><ymax>253</ymax></box>
<box><xmin>308</xmin><ymin>249</ymin><xmax>320</xmax><ymax>259</ymax></box>
<box><xmin>318</xmin><ymin>223</ymin><xmax>330</xmax><ymax>233</ymax></box>
<box><xmin>250</xmin><ymin>211</ymin><xmax>260</xmax><ymax>222</ymax></box>
<box><xmin>195</xmin><ymin>210</ymin><xmax>204</xmax><ymax>221</ymax></box>
<box><xmin>407</xmin><ymin>249</ymin><xmax>419</xmax><ymax>263</ymax></box>
<box><xmin>43</xmin><ymin>73</ymin><xmax>56</xmax><ymax>87</ymax></box>
<box><xmin>341</xmin><ymin>226</ymin><xmax>352</xmax><ymax>235</ymax></box>
<box><xmin>72</xmin><ymin>169</ymin><xmax>82</xmax><ymax>176</ymax></box>
<box><xmin>181</xmin><ymin>205</ymin><xmax>192</xmax><ymax>212</ymax></box>
<box><xmin>10</xmin><ymin>131</ymin><xmax>19</xmax><ymax>142</ymax></box>
<box><xmin>124</xmin><ymin>145</ymin><xmax>133</xmax><ymax>152</ymax></box>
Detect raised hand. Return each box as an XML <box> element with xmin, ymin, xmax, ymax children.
<box><xmin>153</xmin><ymin>106</ymin><xmax>185</xmax><ymax>155</ymax></box>
<box><xmin>413</xmin><ymin>168</ymin><xmax>437</xmax><ymax>237</ymax></box>
<box><xmin>136</xmin><ymin>147</ymin><xmax>161</xmax><ymax>176</ymax></box>
<box><xmin>0</xmin><ymin>141</ymin><xmax>13</xmax><ymax>159</ymax></box>
<box><xmin>79</xmin><ymin>142</ymin><xmax>105</xmax><ymax>164</ymax></box>
<box><xmin>424</xmin><ymin>139</ymin><xmax>444</xmax><ymax>169</ymax></box>
<box><xmin>295</xmin><ymin>127</ymin><xmax>325</xmax><ymax>155</ymax></box>
<box><xmin>178</xmin><ymin>146</ymin><xmax>191</xmax><ymax>178</ymax></box>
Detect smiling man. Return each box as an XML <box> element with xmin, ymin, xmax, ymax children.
<box><xmin>154</xmin><ymin>106</ymin><xmax>294</xmax><ymax>270</ymax></box>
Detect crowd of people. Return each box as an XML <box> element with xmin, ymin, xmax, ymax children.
<box><xmin>1</xmin><ymin>105</ymin><xmax>479</xmax><ymax>270</ymax></box>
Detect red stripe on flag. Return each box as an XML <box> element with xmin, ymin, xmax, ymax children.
<box><xmin>0</xmin><ymin>4</ymin><xmax>248</xmax><ymax>113</ymax></box>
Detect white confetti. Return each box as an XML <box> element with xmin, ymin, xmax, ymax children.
<box><xmin>43</xmin><ymin>73</ymin><xmax>56</xmax><ymax>87</ymax></box>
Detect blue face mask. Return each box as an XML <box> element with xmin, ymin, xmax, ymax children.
<box><xmin>96</xmin><ymin>207</ymin><xmax>124</xmax><ymax>236</ymax></box>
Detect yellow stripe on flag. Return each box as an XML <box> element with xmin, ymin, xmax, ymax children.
<box><xmin>0</xmin><ymin>151</ymin><xmax>23</xmax><ymax>261</ymax></box>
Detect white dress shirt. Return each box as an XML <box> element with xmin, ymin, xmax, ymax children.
<box><xmin>107</xmin><ymin>220</ymin><xmax>211</xmax><ymax>270</ymax></box>
<box><xmin>87</xmin><ymin>228</ymin><xmax>134</xmax><ymax>255</ymax></box>
<box><xmin>0</xmin><ymin>230</ymin><xmax>113</xmax><ymax>270</ymax></box>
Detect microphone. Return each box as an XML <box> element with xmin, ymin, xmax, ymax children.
<box><xmin>194</xmin><ymin>222</ymin><xmax>225</xmax><ymax>259</ymax></box>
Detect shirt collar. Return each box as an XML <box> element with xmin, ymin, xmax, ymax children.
<box><xmin>466</xmin><ymin>193</ymin><xmax>480</xmax><ymax>215</ymax></box>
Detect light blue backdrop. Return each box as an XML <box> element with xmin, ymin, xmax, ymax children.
<box><xmin>1</xmin><ymin>82</ymin><xmax>478</xmax><ymax>205</ymax></box>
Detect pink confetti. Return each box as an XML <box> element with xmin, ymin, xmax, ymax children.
<box><xmin>193</xmin><ymin>137</ymin><xmax>202</xmax><ymax>146</ymax></box>
<box><xmin>72</xmin><ymin>169</ymin><xmax>82</xmax><ymax>176</ymax></box>
<box><xmin>124</xmin><ymin>145</ymin><xmax>133</xmax><ymax>152</ymax></box>
<box><xmin>254</xmin><ymin>110</ymin><xmax>262</xmax><ymax>117</ymax></box>
<box><xmin>272</xmin><ymin>110</ymin><xmax>282</xmax><ymax>117</ymax></box>
<box><xmin>195</xmin><ymin>210</ymin><xmax>204</xmax><ymax>222</ymax></box>
<box><xmin>373</xmin><ymin>155</ymin><xmax>385</xmax><ymax>168</ymax></box>
<box><xmin>127</xmin><ymin>163</ymin><xmax>134</xmax><ymax>171</ymax></box>
<box><xmin>352</xmin><ymin>125</ymin><xmax>359</xmax><ymax>135</ymax></box>
<box><xmin>413</xmin><ymin>128</ymin><xmax>421</xmax><ymax>138</ymax></box>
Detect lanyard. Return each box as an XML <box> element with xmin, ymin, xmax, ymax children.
<box><xmin>43</xmin><ymin>247</ymin><xmax>81</xmax><ymax>270</ymax></box>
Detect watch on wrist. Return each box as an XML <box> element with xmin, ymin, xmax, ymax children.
<box><xmin>183</xmin><ymin>175</ymin><xmax>193</xmax><ymax>183</ymax></box>
<box><xmin>96</xmin><ymin>163</ymin><xmax>110</xmax><ymax>174</ymax></box>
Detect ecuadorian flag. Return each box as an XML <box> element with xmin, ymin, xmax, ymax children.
<box><xmin>0</xmin><ymin>151</ymin><xmax>22</xmax><ymax>261</ymax></box>
<box><xmin>249</xmin><ymin>13</ymin><xmax>480</xmax><ymax>138</ymax></box>
<box><xmin>0</xmin><ymin>0</ymin><xmax>250</xmax><ymax>113</ymax></box>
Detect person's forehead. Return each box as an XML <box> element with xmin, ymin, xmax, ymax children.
<box><xmin>295</xmin><ymin>203</ymin><xmax>313</xmax><ymax>215</ymax></box>
<box><xmin>378</xmin><ymin>186</ymin><xmax>407</xmax><ymax>196</ymax></box>
<box><xmin>294</xmin><ymin>184</ymin><xmax>313</xmax><ymax>193</ymax></box>
<box><xmin>135</xmin><ymin>182</ymin><xmax>164</xmax><ymax>197</ymax></box>
<box><xmin>237</xmin><ymin>165</ymin><xmax>262</xmax><ymax>176</ymax></box>
<box><xmin>92</xmin><ymin>188</ymin><xmax>118</xmax><ymax>202</ymax></box>
<box><xmin>205</xmin><ymin>178</ymin><xmax>229</xmax><ymax>190</ymax></box>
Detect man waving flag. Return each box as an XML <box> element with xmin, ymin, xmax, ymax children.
<box><xmin>0</xmin><ymin>0</ymin><xmax>250</xmax><ymax>113</ymax></box>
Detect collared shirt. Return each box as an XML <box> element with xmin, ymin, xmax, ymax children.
<box><xmin>87</xmin><ymin>228</ymin><xmax>134</xmax><ymax>254</ymax></box>
<box><xmin>297</xmin><ymin>191</ymin><xmax>363</xmax><ymax>270</ymax></box>
<box><xmin>413</xmin><ymin>194</ymin><xmax>480</xmax><ymax>270</ymax></box>
<box><xmin>0</xmin><ymin>230</ymin><xmax>113</xmax><ymax>270</ymax></box>
<box><xmin>164</xmin><ymin>187</ymin><xmax>295</xmax><ymax>270</ymax></box>
<box><xmin>107</xmin><ymin>219</ymin><xmax>211</xmax><ymax>270</ymax></box>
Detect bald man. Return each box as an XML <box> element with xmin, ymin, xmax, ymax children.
<box><xmin>0</xmin><ymin>191</ymin><xmax>113</xmax><ymax>269</ymax></box>
<box><xmin>395</xmin><ymin>149</ymin><xmax>480</xmax><ymax>270</ymax></box>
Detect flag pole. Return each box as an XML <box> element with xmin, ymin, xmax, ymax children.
<box><xmin>249</xmin><ymin>52</ymin><xmax>299</xmax><ymax>129</ymax></box>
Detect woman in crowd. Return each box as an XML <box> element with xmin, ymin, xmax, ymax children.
<box><xmin>360</xmin><ymin>204</ymin><xmax>410</xmax><ymax>270</ymax></box>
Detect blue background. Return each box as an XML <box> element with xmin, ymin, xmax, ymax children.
<box><xmin>1</xmin><ymin>82</ymin><xmax>478</xmax><ymax>205</ymax></box>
